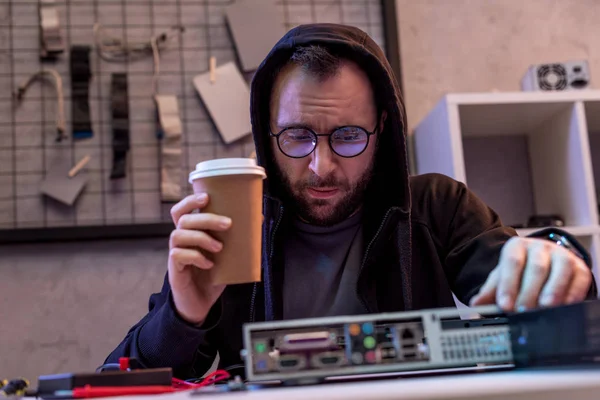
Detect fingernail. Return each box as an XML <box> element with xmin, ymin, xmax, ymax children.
<box><xmin>205</xmin><ymin>260</ymin><xmax>214</xmax><ymax>268</ymax></box>
<box><xmin>196</xmin><ymin>193</ymin><xmax>207</xmax><ymax>201</ymax></box>
<box><xmin>540</xmin><ymin>294</ymin><xmax>554</xmax><ymax>306</ymax></box>
<box><xmin>517</xmin><ymin>305</ymin><xmax>527</xmax><ymax>313</ymax></box>
<box><xmin>499</xmin><ymin>295</ymin><xmax>513</xmax><ymax>310</ymax></box>
<box><xmin>212</xmin><ymin>241</ymin><xmax>223</xmax><ymax>252</ymax></box>
<box><xmin>220</xmin><ymin>217</ymin><xmax>232</xmax><ymax>228</ymax></box>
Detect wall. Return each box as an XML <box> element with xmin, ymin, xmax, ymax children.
<box><xmin>0</xmin><ymin>238</ymin><xmax>167</xmax><ymax>378</ymax></box>
<box><xmin>396</xmin><ymin>0</ymin><xmax>600</xmax><ymax>133</ymax></box>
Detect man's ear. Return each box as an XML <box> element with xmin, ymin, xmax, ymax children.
<box><xmin>379</xmin><ymin>110</ymin><xmax>387</xmax><ymax>132</ymax></box>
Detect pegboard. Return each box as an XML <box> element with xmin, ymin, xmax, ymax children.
<box><xmin>0</xmin><ymin>0</ymin><xmax>388</xmax><ymax>239</ymax></box>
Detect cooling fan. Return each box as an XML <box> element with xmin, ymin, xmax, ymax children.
<box><xmin>537</xmin><ymin>64</ymin><xmax>568</xmax><ymax>90</ymax></box>
<box><xmin>521</xmin><ymin>60</ymin><xmax>590</xmax><ymax>91</ymax></box>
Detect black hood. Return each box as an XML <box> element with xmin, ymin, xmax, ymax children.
<box><xmin>250</xmin><ymin>23</ymin><xmax>411</xmax><ymax>216</ymax></box>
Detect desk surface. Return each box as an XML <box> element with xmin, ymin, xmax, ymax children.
<box><xmin>113</xmin><ymin>369</ymin><xmax>600</xmax><ymax>400</ymax></box>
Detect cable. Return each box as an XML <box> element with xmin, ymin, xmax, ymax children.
<box><xmin>93</xmin><ymin>23</ymin><xmax>184</xmax><ymax>63</ymax></box>
<box><xmin>185</xmin><ymin>364</ymin><xmax>245</xmax><ymax>384</ymax></box>
<box><xmin>94</xmin><ymin>363</ymin><xmax>120</xmax><ymax>373</ymax></box>
<box><xmin>14</xmin><ymin>69</ymin><xmax>66</xmax><ymax>142</ymax></box>
<box><xmin>150</xmin><ymin>33</ymin><xmax>160</xmax><ymax>96</ymax></box>
<box><xmin>172</xmin><ymin>370</ymin><xmax>231</xmax><ymax>390</ymax></box>
<box><xmin>93</xmin><ymin>23</ymin><xmax>184</xmax><ymax>97</ymax></box>
<box><xmin>224</xmin><ymin>364</ymin><xmax>246</xmax><ymax>375</ymax></box>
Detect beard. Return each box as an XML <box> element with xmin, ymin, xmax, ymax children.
<box><xmin>274</xmin><ymin>163</ymin><xmax>374</xmax><ymax>227</ymax></box>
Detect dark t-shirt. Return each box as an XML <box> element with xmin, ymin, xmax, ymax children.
<box><xmin>282</xmin><ymin>211</ymin><xmax>366</xmax><ymax>320</ymax></box>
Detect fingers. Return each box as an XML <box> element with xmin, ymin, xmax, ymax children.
<box><xmin>470</xmin><ymin>268</ymin><xmax>500</xmax><ymax>306</ymax></box>
<box><xmin>169</xmin><ymin>247</ymin><xmax>213</xmax><ymax>271</ymax></box>
<box><xmin>538</xmin><ymin>248</ymin><xmax>575</xmax><ymax>307</ymax></box>
<box><xmin>170</xmin><ymin>229</ymin><xmax>223</xmax><ymax>253</ymax></box>
<box><xmin>177</xmin><ymin>212</ymin><xmax>232</xmax><ymax>231</ymax></box>
<box><xmin>564</xmin><ymin>261</ymin><xmax>592</xmax><ymax>304</ymax></box>
<box><xmin>170</xmin><ymin>193</ymin><xmax>209</xmax><ymax>225</ymax></box>
<box><xmin>473</xmin><ymin>236</ymin><xmax>593</xmax><ymax>312</ymax></box>
<box><xmin>515</xmin><ymin>242</ymin><xmax>552</xmax><ymax>310</ymax></box>
<box><xmin>496</xmin><ymin>237</ymin><xmax>528</xmax><ymax>310</ymax></box>
<box><xmin>168</xmin><ymin>197</ymin><xmax>232</xmax><ymax>278</ymax></box>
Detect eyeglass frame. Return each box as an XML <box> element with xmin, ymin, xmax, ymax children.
<box><xmin>269</xmin><ymin>122</ymin><xmax>380</xmax><ymax>159</ymax></box>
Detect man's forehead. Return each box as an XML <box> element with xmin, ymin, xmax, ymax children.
<box><xmin>272</xmin><ymin>59</ymin><xmax>364</xmax><ymax>92</ymax></box>
<box><xmin>270</xmin><ymin>62</ymin><xmax>374</xmax><ymax>109</ymax></box>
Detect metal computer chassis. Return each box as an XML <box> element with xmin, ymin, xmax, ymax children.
<box><xmin>242</xmin><ymin>305</ymin><xmax>513</xmax><ymax>384</ymax></box>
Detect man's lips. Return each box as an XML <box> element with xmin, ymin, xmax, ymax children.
<box><xmin>307</xmin><ymin>187</ymin><xmax>339</xmax><ymax>199</ymax></box>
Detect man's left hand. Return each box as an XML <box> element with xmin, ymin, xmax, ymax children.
<box><xmin>470</xmin><ymin>236</ymin><xmax>592</xmax><ymax>311</ymax></box>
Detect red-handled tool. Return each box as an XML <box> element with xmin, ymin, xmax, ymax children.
<box><xmin>56</xmin><ymin>385</ymin><xmax>175</xmax><ymax>398</ymax></box>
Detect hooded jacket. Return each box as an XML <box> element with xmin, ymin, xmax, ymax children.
<box><xmin>106</xmin><ymin>24</ymin><xmax>596</xmax><ymax>378</ymax></box>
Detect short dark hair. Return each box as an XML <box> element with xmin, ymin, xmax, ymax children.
<box><xmin>270</xmin><ymin>44</ymin><xmax>383</xmax><ymax>118</ymax></box>
<box><xmin>289</xmin><ymin>45</ymin><xmax>341</xmax><ymax>81</ymax></box>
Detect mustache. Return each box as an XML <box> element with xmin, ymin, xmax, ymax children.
<box><xmin>297</xmin><ymin>174</ymin><xmax>349</xmax><ymax>190</ymax></box>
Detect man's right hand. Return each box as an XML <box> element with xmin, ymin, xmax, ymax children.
<box><xmin>168</xmin><ymin>193</ymin><xmax>231</xmax><ymax>325</ymax></box>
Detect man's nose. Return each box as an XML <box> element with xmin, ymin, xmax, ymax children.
<box><xmin>309</xmin><ymin>138</ymin><xmax>336</xmax><ymax>178</ymax></box>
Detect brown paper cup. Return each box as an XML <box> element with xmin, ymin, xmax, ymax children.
<box><xmin>189</xmin><ymin>158</ymin><xmax>266</xmax><ymax>285</ymax></box>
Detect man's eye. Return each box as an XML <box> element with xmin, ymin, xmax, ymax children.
<box><xmin>290</xmin><ymin>134</ymin><xmax>312</xmax><ymax>140</ymax></box>
<box><xmin>285</xmin><ymin>130</ymin><xmax>313</xmax><ymax>141</ymax></box>
<box><xmin>342</xmin><ymin>135</ymin><xmax>361</xmax><ymax>141</ymax></box>
<box><xmin>334</xmin><ymin>129</ymin><xmax>365</xmax><ymax>141</ymax></box>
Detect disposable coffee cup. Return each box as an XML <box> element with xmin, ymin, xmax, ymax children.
<box><xmin>188</xmin><ymin>158</ymin><xmax>266</xmax><ymax>285</ymax></box>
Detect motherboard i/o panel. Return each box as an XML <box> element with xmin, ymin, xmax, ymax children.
<box><xmin>242</xmin><ymin>306</ymin><xmax>512</xmax><ymax>383</ymax></box>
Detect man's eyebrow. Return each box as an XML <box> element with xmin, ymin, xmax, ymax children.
<box><xmin>274</xmin><ymin>121</ymin><xmax>374</xmax><ymax>133</ymax></box>
<box><xmin>275</xmin><ymin>120</ymin><xmax>313</xmax><ymax>130</ymax></box>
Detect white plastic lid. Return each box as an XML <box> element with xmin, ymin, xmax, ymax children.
<box><xmin>188</xmin><ymin>158</ymin><xmax>266</xmax><ymax>183</ymax></box>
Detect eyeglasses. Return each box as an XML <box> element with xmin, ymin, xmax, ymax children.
<box><xmin>270</xmin><ymin>124</ymin><xmax>378</xmax><ymax>158</ymax></box>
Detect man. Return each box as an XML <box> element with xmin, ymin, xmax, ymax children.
<box><xmin>106</xmin><ymin>24</ymin><xmax>596</xmax><ymax>378</ymax></box>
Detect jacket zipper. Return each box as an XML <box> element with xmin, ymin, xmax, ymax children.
<box><xmin>249</xmin><ymin>283</ymin><xmax>258</xmax><ymax>322</ymax></box>
<box><xmin>249</xmin><ymin>205</ymin><xmax>284</xmax><ymax>322</ymax></box>
<box><xmin>356</xmin><ymin>208</ymin><xmax>393</xmax><ymax>312</ymax></box>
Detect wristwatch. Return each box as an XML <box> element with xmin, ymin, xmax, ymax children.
<box><xmin>528</xmin><ymin>228</ymin><xmax>589</xmax><ymax>266</ymax></box>
<box><xmin>545</xmin><ymin>231</ymin><xmax>585</xmax><ymax>260</ymax></box>
<box><xmin>530</xmin><ymin>229</ymin><xmax>597</xmax><ymax>298</ymax></box>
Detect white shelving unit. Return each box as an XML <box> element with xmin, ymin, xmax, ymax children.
<box><xmin>414</xmin><ymin>91</ymin><xmax>600</xmax><ymax>285</ymax></box>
